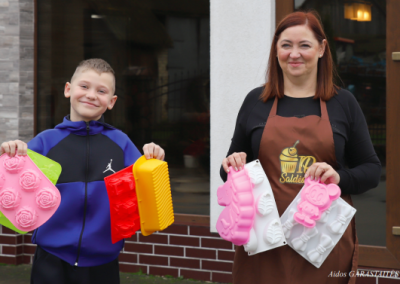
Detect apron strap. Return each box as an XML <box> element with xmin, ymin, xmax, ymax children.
<box><xmin>269</xmin><ymin>96</ymin><xmax>278</xmax><ymax>117</ymax></box>
<box><xmin>320</xmin><ymin>98</ymin><xmax>329</xmax><ymax>120</ymax></box>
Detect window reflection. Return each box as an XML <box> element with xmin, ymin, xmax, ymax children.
<box><xmin>37</xmin><ymin>0</ymin><xmax>210</xmax><ymax>215</ymax></box>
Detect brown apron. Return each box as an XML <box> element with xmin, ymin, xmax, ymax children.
<box><xmin>232</xmin><ymin>97</ymin><xmax>358</xmax><ymax>284</ymax></box>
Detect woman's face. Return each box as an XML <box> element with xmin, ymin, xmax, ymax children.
<box><xmin>276</xmin><ymin>25</ymin><xmax>326</xmax><ymax>80</ymax></box>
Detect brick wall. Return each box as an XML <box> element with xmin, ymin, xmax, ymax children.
<box><xmin>0</xmin><ymin>225</ymin><xmax>34</xmax><ymax>265</ymax></box>
<box><xmin>119</xmin><ymin>224</ymin><xmax>234</xmax><ymax>283</ymax></box>
<box><xmin>0</xmin><ymin>223</ymin><xmax>235</xmax><ymax>283</ymax></box>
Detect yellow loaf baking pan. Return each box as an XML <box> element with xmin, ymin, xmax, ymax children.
<box><xmin>133</xmin><ymin>155</ymin><xmax>174</xmax><ymax>236</ymax></box>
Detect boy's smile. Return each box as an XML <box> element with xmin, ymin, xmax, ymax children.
<box><xmin>64</xmin><ymin>69</ymin><xmax>117</xmax><ymax>122</ymax></box>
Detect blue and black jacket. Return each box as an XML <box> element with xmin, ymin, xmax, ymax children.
<box><xmin>28</xmin><ymin>115</ymin><xmax>141</xmax><ymax>267</ymax></box>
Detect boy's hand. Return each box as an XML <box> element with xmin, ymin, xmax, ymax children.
<box><xmin>0</xmin><ymin>140</ymin><xmax>28</xmax><ymax>157</ymax></box>
<box><xmin>143</xmin><ymin>142</ymin><xmax>165</xmax><ymax>161</ymax></box>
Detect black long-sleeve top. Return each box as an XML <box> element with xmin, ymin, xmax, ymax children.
<box><xmin>220</xmin><ymin>87</ymin><xmax>381</xmax><ymax>195</ymax></box>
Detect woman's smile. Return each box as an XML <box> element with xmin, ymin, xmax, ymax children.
<box><xmin>289</xmin><ymin>62</ymin><xmax>304</xmax><ymax>67</ymax></box>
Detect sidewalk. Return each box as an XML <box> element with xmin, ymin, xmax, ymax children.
<box><xmin>0</xmin><ymin>264</ymin><xmax>226</xmax><ymax>284</ymax></box>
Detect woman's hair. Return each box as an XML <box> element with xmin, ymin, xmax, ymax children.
<box><xmin>260</xmin><ymin>11</ymin><xmax>339</xmax><ymax>102</ymax></box>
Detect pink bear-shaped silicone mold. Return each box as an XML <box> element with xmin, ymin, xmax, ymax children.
<box><xmin>293</xmin><ymin>177</ymin><xmax>341</xmax><ymax>228</ymax></box>
<box><xmin>216</xmin><ymin>167</ymin><xmax>254</xmax><ymax>245</ymax></box>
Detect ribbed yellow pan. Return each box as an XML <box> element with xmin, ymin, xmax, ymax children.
<box><xmin>132</xmin><ymin>156</ymin><xmax>174</xmax><ymax>236</ymax></box>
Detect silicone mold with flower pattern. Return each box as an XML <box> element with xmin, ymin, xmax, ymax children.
<box><xmin>0</xmin><ymin>152</ymin><xmax>61</xmax><ymax>232</ymax></box>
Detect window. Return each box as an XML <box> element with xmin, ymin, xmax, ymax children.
<box><xmin>37</xmin><ymin>0</ymin><xmax>210</xmax><ymax>215</ymax></box>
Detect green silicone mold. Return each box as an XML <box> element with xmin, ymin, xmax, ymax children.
<box><xmin>27</xmin><ymin>149</ymin><xmax>62</xmax><ymax>186</ymax></box>
<box><xmin>0</xmin><ymin>211</ymin><xmax>27</xmax><ymax>234</ymax></box>
<box><xmin>0</xmin><ymin>150</ymin><xmax>62</xmax><ymax>234</ymax></box>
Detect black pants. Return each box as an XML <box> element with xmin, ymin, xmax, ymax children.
<box><xmin>30</xmin><ymin>246</ymin><xmax>120</xmax><ymax>284</ymax></box>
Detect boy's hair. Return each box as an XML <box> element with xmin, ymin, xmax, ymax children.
<box><xmin>71</xmin><ymin>58</ymin><xmax>116</xmax><ymax>92</ymax></box>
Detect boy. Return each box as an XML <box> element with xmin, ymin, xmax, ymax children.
<box><xmin>0</xmin><ymin>59</ymin><xmax>165</xmax><ymax>284</ymax></box>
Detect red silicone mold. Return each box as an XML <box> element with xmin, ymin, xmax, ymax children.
<box><xmin>0</xmin><ymin>154</ymin><xmax>61</xmax><ymax>231</ymax></box>
<box><xmin>104</xmin><ymin>165</ymin><xmax>140</xmax><ymax>244</ymax></box>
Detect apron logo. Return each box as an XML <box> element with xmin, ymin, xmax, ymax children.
<box><xmin>279</xmin><ymin>140</ymin><xmax>316</xmax><ymax>184</ymax></box>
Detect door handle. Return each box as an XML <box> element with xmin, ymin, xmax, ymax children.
<box><xmin>392</xmin><ymin>52</ymin><xmax>400</xmax><ymax>61</ymax></box>
<box><xmin>393</xmin><ymin>226</ymin><xmax>400</xmax><ymax>236</ymax></box>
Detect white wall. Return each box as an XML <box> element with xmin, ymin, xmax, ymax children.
<box><xmin>210</xmin><ymin>0</ymin><xmax>275</xmax><ymax>232</ymax></box>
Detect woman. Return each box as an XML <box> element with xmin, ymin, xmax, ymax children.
<box><xmin>220</xmin><ymin>11</ymin><xmax>381</xmax><ymax>284</ymax></box>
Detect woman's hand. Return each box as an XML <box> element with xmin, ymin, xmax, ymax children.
<box><xmin>143</xmin><ymin>142</ymin><xmax>165</xmax><ymax>161</ymax></box>
<box><xmin>304</xmin><ymin>162</ymin><xmax>340</xmax><ymax>184</ymax></box>
<box><xmin>0</xmin><ymin>140</ymin><xmax>28</xmax><ymax>157</ymax></box>
<box><xmin>222</xmin><ymin>152</ymin><xmax>247</xmax><ymax>173</ymax></box>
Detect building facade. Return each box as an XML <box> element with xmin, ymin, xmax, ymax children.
<box><xmin>0</xmin><ymin>0</ymin><xmax>400</xmax><ymax>283</ymax></box>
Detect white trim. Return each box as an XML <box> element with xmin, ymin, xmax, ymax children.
<box><xmin>210</xmin><ymin>0</ymin><xmax>276</xmax><ymax>232</ymax></box>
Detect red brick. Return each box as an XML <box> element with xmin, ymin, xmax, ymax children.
<box><xmin>218</xmin><ymin>250</ymin><xmax>235</xmax><ymax>261</ymax></box>
<box><xmin>124</xmin><ymin>243</ymin><xmax>153</xmax><ymax>254</ymax></box>
<box><xmin>180</xmin><ymin>269</ymin><xmax>211</xmax><ymax>282</ymax></box>
<box><xmin>202</xmin><ymin>260</ymin><xmax>233</xmax><ymax>272</ymax></box>
<box><xmin>118</xmin><ymin>252</ymin><xmax>137</xmax><ymax>263</ymax></box>
<box><xmin>139</xmin><ymin>255</ymin><xmax>168</xmax><ymax>266</ymax></box>
<box><xmin>201</xmin><ymin>238</ymin><xmax>232</xmax><ymax>250</ymax></box>
<box><xmin>186</xmin><ymin>248</ymin><xmax>216</xmax><ymax>259</ymax></box>
<box><xmin>149</xmin><ymin>266</ymin><xmax>179</xmax><ymax>277</ymax></box>
<box><xmin>125</xmin><ymin>234</ymin><xmax>137</xmax><ymax>242</ymax></box>
<box><xmin>2</xmin><ymin>245</ymin><xmax>23</xmax><ymax>255</ymax></box>
<box><xmin>22</xmin><ymin>255</ymin><xmax>32</xmax><ymax>264</ymax></box>
<box><xmin>379</xmin><ymin>277</ymin><xmax>400</xmax><ymax>284</ymax></box>
<box><xmin>119</xmin><ymin>263</ymin><xmax>147</xmax><ymax>274</ymax></box>
<box><xmin>159</xmin><ymin>225</ymin><xmax>188</xmax><ymax>235</ymax></box>
<box><xmin>212</xmin><ymin>272</ymin><xmax>233</xmax><ymax>283</ymax></box>
<box><xmin>23</xmin><ymin>235</ymin><xmax>32</xmax><ymax>243</ymax></box>
<box><xmin>170</xmin><ymin>257</ymin><xmax>200</xmax><ymax>269</ymax></box>
<box><xmin>23</xmin><ymin>245</ymin><xmax>36</xmax><ymax>255</ymax></box>
<box><xmin>2</xmin><ymin>246</ymin><xmax>15</xmax><ymax>255</ymax></box>
<box><xmin>190</xmin><ymin>226</ymin><xmax>219</xmax><ymax>237</ymax></box>
<box><xmin>0</xmin><ymin>256</ymin><xmax>16</xmax><ymax>265</ymax></box>
<box><xmin>0</xmin><ymin>235</ymin><xmax>17</xmax><ymax>245</ymax></box>
<box><xmin>154</xmin><ymin>245</ymin><xmax>184</xmax><ymax>256</ymax></box>
<box><xmin>15</xmin><ymin>255</ymin><xmax>24</xmax><ymax>265</ymax></box>
<box><xmin>1</xmin><ymin>227</ymin><xmax>17</xmax><ymax>235</ymax></box>
<box><xmin>138</xmin><ymin>234</ymin><xmax>168</xmax><ymax>244</ymax></box>
<box><xmin>170</xmin><ymin>236</ymin><xmax>199</xmax><ymax>247</ymax></box>
<box><xmin>16</xmin><ymin>235</ymin><xmax>23</xmax><ymax>244</ymax></box>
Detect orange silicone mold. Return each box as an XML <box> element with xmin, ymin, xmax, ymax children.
<box><xmin>132</xmin><ymin>156</ymin><xmax>174</xmax><ymax>236</ymax></box>
<box><xmin>0</xmin><ymin>154</ymin><xmax>61</xmax><ymax>231</ymax></box>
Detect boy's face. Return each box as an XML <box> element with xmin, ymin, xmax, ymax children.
<box><xmin>64</xmin><ymin>69</ymin><xmax>117</xmax><ymax>122</ymax></box>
